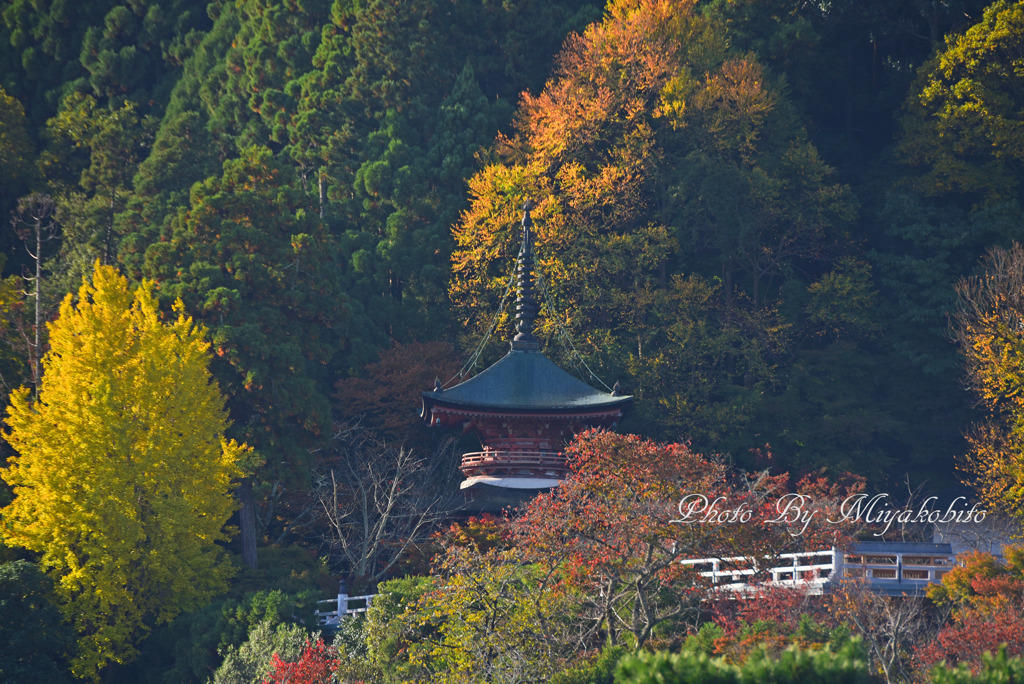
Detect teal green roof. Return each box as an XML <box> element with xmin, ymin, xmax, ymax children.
<box><xmin>422</xmin><ymin>349</ymin><xmax>632</xmax><ymax>412</ymax></box>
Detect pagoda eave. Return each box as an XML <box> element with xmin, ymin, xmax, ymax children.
<box><xmin>422</xmin><ymin>402</ymin><xmax>628</xmax><ymax>431</ymax></box>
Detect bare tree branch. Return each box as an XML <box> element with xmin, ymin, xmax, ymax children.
<box><xmin>11</xmin><ymin>192</ymin><xmax>58</xmax><ymax>397</ymax></box>
<box><xmin>311</xmin><ymin>425</ymin><xmax>462</xmax><ymax>588</ymax></box>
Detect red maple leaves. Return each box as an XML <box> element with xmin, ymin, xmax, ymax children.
<box><xmin>263</xmin><ymin>639</ymin><xmax>338</xmax><ymax>684</ymax></box>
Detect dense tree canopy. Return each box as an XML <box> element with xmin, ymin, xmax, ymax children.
<box><xmin>145</xmin><ymin>145</ymin><xmax>344</xmax><ymax>454</ymax></box>
<box><xmin>449</xmin><ymin>0</ymin><xmax>906</xmax><ymax>477</ymax></box>
<box><xmin>5</xmin><ymin>0</ymin><xmax>1024</xmax><ymax>678</ymax></box>
<box><xmin>900</xmin><ymin>0</ymin><xmax>1024</xmax><ymax>206</ymax></box>
<box><xmin>0</xmin><ymin>85</ymin><xmax>33</xmax><ymax>208</ymax></box>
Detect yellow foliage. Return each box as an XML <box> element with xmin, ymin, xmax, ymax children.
<box><xmin>899</xmin><ymin>0</ymin><xmax>1024</xmax><ymax>201</ymax></box>
<box><xmin>0</xmin><ymin>263</ymin><xmax>247</xmax><ymax>680</ymax></box>
<box><xmin>953</xmin><ymin>244</ymin><xmax>1024</xmax><ymax>521</ymax></box>
<box><xmin>399</xmin><ymin>546</ymin><xmax>567</xmax><ymax>682</ymax></box>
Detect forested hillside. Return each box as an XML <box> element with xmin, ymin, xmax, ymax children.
<box><xmin>4</xmin><ymin>0</ymin><xmax>1024</xmax><ymax>681</ymax></box>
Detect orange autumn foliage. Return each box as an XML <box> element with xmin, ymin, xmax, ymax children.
<box><xmin>450</xmin><ymin>1</ymin><xmax>855</xmax><ymax>458</ymax></box>
<box><xmin>513</xmin><ymin>430</ymin><xmax>855</xmax><ymax>648</ymax></box>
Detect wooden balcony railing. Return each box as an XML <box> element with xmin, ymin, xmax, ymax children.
<box><xmin>460</xmin><ymin>450</ymin><xmax>569</xmax><ymax>478</ymax></box>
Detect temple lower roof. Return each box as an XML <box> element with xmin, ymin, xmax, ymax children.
<box><xmin>422</xmin><ymin>348</ymin><xmax>633</xmax><ymax>414</ymax></box>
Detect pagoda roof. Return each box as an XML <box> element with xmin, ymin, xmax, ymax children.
<box><xmin>424</xmin><ymin>202</ymin><xmax>632</xmax><ymax>419</ymax></box>
<box><xmin>422</xmin><ymin>348</ymin><xmax>633</xmax><ymax>414</ymax></box>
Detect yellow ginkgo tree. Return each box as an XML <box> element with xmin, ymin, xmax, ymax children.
<box><xmin>0</xmin><ymin>263</ymin><xmax>248</xmax><ymax>680</ymax></box>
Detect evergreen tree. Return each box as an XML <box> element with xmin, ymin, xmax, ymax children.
<box><xmin>0</xmin><ymin>85</ymin><xmax>34</xmax><ymax>209</ymax></box>
<box><xmin>148</xmin><ymin>146</ymin><xmax>346</xmax><ymax>450</ymax></box>
<box><xmin>142</xmin><ymin>145</ymin><xmax>355</xmax><ymax>564</ymax></box>
<box><xmin>78</xmin><ymin>0</ymin><xmax>209</xmax><ymax>109</ymax></box>
<box><xmin>0</xmin><ymin>560</ymin><xmax>74</xmax><ymax>684</ymax></box>
<box><xmin>116</xmin><ymin>1</ymin><xmax>241</xmax><ymax>278</ymax></box>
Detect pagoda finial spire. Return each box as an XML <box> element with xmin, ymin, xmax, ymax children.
<box><xmin>512</xmin><ymin>199</ymin><xmax>540</xmax><ymax>351</ymax></box>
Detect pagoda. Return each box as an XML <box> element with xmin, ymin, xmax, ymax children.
<box><xmin>421</xmin><ymin>203</ymin><xmax>632</xmax><ymax>495</ymax></box>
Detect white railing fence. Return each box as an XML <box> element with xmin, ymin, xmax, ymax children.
<box><xmin>315</xmin><ymin>593</ymin><xmax>377</xmax><ymax>627</ymax></box>
<box><xmin>679</xmin><ymin>546</ymin><xmax>955</xmax><ymax>594</ymax></box>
